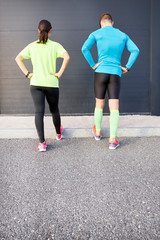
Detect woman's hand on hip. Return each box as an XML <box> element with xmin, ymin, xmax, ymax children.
<box><xmin>28</xmin><ymin>73</ymin><xmax>34</xmax><ymax>79</ymax></box>
<box><xmin>92</xmin><ymin>61</ymin><xmax>103</xmax><ymax>70</ymax></box>
<box><xmin>50</xmin><ymin>72</ymin><xmax>61</xmax><ymax>79</ymax></box>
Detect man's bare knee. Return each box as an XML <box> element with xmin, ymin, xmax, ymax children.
<box><xmin>96</xmin><ymin>98</ymin><xmax>105</xmax><ymax>109</ymax></box>
<box><xmin>109</xmin><ymin>99</ymin><xmax>119</xmax><ymax>111</ymax></box>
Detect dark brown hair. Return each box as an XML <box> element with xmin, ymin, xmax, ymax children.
<box><xmin>37</xmin><ymin>19</ymin><xmax>52</xmax><ymax>44</ymax></box>
<box><xmin>99</xmin><ymin>13</ymin><xmax>113</xmax><ymax>27</ymax></box>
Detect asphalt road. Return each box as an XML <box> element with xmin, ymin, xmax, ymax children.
<box><xmin>0</xmin><ymin>137</ymin><xmax>160</xmax><ymax>240</ymax></box>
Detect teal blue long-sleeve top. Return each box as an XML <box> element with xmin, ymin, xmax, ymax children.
<box><xmin>81</xmin><ymin>26</ymin><xmax>140</xmax><ymax>77</ymax></box>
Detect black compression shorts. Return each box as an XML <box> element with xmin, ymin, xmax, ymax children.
<box><xmin>94</xmin><ymin>72</ymin><xmax>121</xmax><ymax>99</ymax></box>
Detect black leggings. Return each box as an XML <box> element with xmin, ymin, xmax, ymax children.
<box><xmin>94</xmin><ymin>72</ymin><xmax>121</xmax><ymax>99</ymax></box>
<box><xmin>30</xmin><ymin>86</ymin><xmax>61</xmax><ymax>143</ymax></box>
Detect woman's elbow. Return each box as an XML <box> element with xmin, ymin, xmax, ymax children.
<box><xmin>15</xmin><ymin>55</ymin><xmax>18</xmax><ymax>62</ymax></box>
<box><xmin>15</xmin><ymin>54</ymin><xmax>23</xmax><ymax>63</ymax></box>
<box><xmin>66</xmin><ymin>53</ymin><xmax>70</xmax><ymax>62</ymax></box>
<box><xmin>64</xmin><ymin>52</ymin><xmax>70</xmax><ymax>61</ymax></box>
<box><xmin>67</xmin><ymin>53</ymin><xmax>70</xmax><ymax>60</ymax></box>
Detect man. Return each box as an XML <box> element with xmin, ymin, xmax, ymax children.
<box><xmin>81</xmin><ymin>13</ymin><xmax>139</xmax><ymax>149</ymax></box>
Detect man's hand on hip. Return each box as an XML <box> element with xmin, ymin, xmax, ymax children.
<box><xmin>92</xmin><ymin>61</ymin><xmax>103</xmax><ymax>70</ymax></box>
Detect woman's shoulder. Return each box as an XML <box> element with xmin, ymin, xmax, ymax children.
<box><xmin>26</xmin><ymin>40</ymin><xmax>39</xmax><ymax>48</ymax></box>
<box><xmin>47</xmin><ymin>40</ymin><xmax>64</xmax><ymax>49</ymax></box>
<box><xmin>29</xmin><ymin>40</ymin><xmax>58</xmax><ymax>46</ymax></box>
<box><xmin>28</xmin><ymin>40</ymin><xmax>61</xmax><ymax>48</ymax></box>
<box><xmin>47</xmin><ymin>39</ymin><xmax>60</xmax><ymax>45</ymax></box>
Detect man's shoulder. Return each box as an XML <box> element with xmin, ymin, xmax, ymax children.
<box><xmin>114</xmin><ymin>28</ymin><xmax>128</xmax><ymax>37</ymax></box>
<box><xmin>89</xmin><ymin>27</ymin><xmax>128</xmax><ymax>40</ymax></box>
<box><xmin>89</xmin><ymin>28</ymin><xmax>103</xmax><ymax>39</ymax></box>
<box><xmin>91</xmin><ymin>28</ymin><xmax>102</xmax><ymax>35</ymax></box>
<box><xmin>91</xmin><ymin>27</ymin><xmax>127</xmax><ymax>35</ymax></box>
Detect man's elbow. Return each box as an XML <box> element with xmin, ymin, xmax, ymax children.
<box><xmin>131</xmin><ymin>48</ymin><xmax>140</xmax><ymax>56</ymax></box>
<box><xmin>81</xmin><ymin>46</ymin><xmax>87</xmax><ymax>54</ymax></box>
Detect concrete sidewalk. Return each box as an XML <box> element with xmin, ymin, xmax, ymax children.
<box><xmin>0</xmin><ymin>115</ymin><xmax>160</xmax><ymax>138</ymax></box>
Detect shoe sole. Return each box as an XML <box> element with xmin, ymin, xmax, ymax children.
<box><xmin>92</xmin><ymin>129</ymin><xmax>101</xmax><ymax>141</ymax></box>
<box><xmin>38</xmin><ymin>148</ymin><xmax>47</xmax><ymax>152</ymax></box>
<box><xmin>56</xmin><ymin>136</ymin><xmax>62</xmax><ymax>141</ymax></box>
<box><xmin>109</xmin><ymin>144</ymin><xmax>119</xmax><ymax>150</ymax></box>
<box><xmin>94</xmin><ymin>136</ymin><xmax>101</xmax><ymax>141</ymax></box>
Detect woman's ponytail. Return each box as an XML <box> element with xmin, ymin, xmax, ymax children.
<box><xmin>37</xmin><ymin>20</ymin><xmax>52</xmax><ymax>44</ymax></box>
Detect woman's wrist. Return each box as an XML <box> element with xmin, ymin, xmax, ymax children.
<box><xmin>25</xmin><ymin>71</ymin><xmax>30</xmax><ymax>78</ymax></box>
<box><xmin>58</xmin><ymin>71</ymin><xmax>63</xmax><ymax>78</ymax></box>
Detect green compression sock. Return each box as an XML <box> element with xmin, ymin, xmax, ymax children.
<box><xmin>110</xmin><ymin>110</ymin><xmax>119</xmax><ymax>138</ymax></box>
<box><xmin>94</xmin><ymin>108</ymin><xmax>103</xmax><ymax>132</ymax></box>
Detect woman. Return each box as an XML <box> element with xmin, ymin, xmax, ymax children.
<box><xmin>81</xmin><ymin>13</ymin><xmax>139</xmax><ymax>149</ymax></box>
<box><xmin>15</xmin><ymin>19</ymin><xmax>70</xmax><ymax>152</ymax></box>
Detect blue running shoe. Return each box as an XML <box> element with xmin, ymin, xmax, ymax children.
<box><xmin>109</xmin><ymin>139</ymin><xmax>119</xmax><ymax>150</ymax></box>
<box><xmin>92</xmin><ymin>125</ymin><xmax>101</xmax><ymax>140</ymax></box>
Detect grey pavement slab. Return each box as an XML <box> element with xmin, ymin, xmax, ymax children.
<box><xmin>0</xmin><ymin>115</ymin><xmax>160</xmax><ymax>138</ymax></box>
<box><xmin>0</xmin><ymin>137</ymin><xmax>160</xmax><ymax>240</ymax></box>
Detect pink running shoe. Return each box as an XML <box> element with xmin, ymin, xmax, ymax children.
<box><xmin>38</xmin><ymin>140</ymin><xmax>47</xmax><ymax>152</ymax></box>
<box><xmin>56</xmin><ymin>126</ymin><xmax>63</xmax><ymax>141</ymax></box>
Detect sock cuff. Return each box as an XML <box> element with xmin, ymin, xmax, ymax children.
<box><xmin>96</xmin><ymin>129</ymin><xmax>101</xmax><ymax>132</ymax></box>
<box><xmin>95</xmin><ymin>108</ymin><xmax>103</xmax><ymax>112</ymax></box>
<box><xmin>110</xmin><ymin>110</ymin><xmax>119</xmax><ymax>113</ymax></box>
<box><xmin>110</xmin><ymin>135</ymin><xmax>116</xmax><ymax>138</ymax></box>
